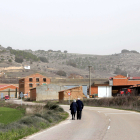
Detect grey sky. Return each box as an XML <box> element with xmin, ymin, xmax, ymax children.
<box><xmin>0</xmin><ymin>0</ymin><xmax>140</xmax><ymax>55</ymax></box>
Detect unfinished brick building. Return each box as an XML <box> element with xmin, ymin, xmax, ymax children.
<box><xmin>19</xmin><ymin>73</ymin><xmax>51</xmax><ymax>97</ymax></box>
<box><xmin>59</xmin><ymin>86</ymin><xmax>83</xmax><ymax>101</ymax></box>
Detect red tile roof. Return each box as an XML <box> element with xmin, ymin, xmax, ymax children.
<box><xmin>0</xmin><ymin>85</ymin><xmax>18</xmax><ymax>90</ymax></box>
<box><xmin>0</xmin><ymin>85</ymin><xmax>9</xmax><ymax>89</ymax></box>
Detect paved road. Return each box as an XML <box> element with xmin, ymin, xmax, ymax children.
<box><xmin>22</xmin><ymin>105</ymin><xmax>140</xmax><ymax>140</ymax></box>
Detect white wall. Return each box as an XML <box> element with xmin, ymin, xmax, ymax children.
<box><xmin>24</xmin><ymin>66</ymin><xmax>30</xmax><ymax>69</ymax></box>
<box><xmin>98</xmin><ymin>86</ymin><xmax>112</xmax><ymax>97</ymax></box>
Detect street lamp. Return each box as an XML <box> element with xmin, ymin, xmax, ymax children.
<box><xmin>88</xmin><ymin>66</ymin><xmax>92</xmax><ymax>98</ymax></box>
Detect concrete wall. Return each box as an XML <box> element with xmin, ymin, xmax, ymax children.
<box><xmin>98</xmin><ymin>86</ymin><xmax>112</xmax><ymax>97</ymax></box>
<box><xmin>36</xmin><ymin>84</ymin><xmax>66</xmax><ymax>101</ymax></box>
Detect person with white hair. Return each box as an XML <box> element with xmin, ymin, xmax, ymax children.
<box><xmin>76</xmin><ymin>98</ymin><xmax>84</xmax><ymax>120</ymax></box>
<box><xmin>70</xmin><ymin>99</ymin><xmax>78</xmax><ymax>120</ymax></box>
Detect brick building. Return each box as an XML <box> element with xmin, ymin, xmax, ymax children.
<box><xmin>90</xmin><ymin>81</ymin><xmax>112</xmax><ymax>97</ymax></box>
<box><xmin>109</xmin><ymin>75</ymin><xmax>140</xmax><ymax>96</ymax></box>
<box><xmin>110</xmin><ymin>75</ymin><xmax>140</xmax><ymax>86</ymax></box>
<box><xmin>19</xmin><ymin>73</ymin><xmax>51</xmax><ymax>97</ymax></box>
<box><xmin>0</xmin><ymin>84</ymin><xmax>18</xmax><ymax>99</ymax></box>
<box><xmin>90</xmin><ymin>75</ymin><xmax>140</xmax><ymax>97</ymax></box>
<box><xmin>59</xmin><ymin>86</ymin><xmax>83</xmax><ymax>101</ymax></box>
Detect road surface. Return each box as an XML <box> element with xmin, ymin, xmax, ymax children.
<box><xmin>21</xmin><ymin>105</ymin><xmax>140</xmax><ymax>140</ymax></box>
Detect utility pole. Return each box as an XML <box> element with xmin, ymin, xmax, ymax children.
<box><xmin>88</xmin><ymin>66</ymin><xmax>92</xmax><ymax>98</ymax></box>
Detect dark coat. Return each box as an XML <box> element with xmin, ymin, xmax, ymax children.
<box><xmin>70</xmin><ymin>102</ymin><xmax>78</xmax><ymax>114</ymax></box>
<box><xmin>76</xmin><ymin>100</ymin><xmax>84</xmax><ymax>111</ymax></box>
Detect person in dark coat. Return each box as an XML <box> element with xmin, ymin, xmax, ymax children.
<box><xmin>76</xmin><ymin>98</ymin><xmax>84</xmax><ymax>120</ymax></box>
<box><xmin>70</xmin><ymin>99</ymin><xmax>78</xmax><ymax>120</ymax></box>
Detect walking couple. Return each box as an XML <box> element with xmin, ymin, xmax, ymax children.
<box><xmin>70</xmin><ymin>98</ymin><xmax>84</xmax><ymax>120</ymax></box>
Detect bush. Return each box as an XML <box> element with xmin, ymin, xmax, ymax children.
<box><xmin>67</xmin><ymin>60</ymin><xmax>77</xmax><ymax>67</ymax></box>
<box><xmin>56</xmin><ymin>70</ymin><xmax>66</xmax><ymax>76</ymax></box>
<box><xmin>44</xmin><ymin>102</ymin><xmax>64</xmax><ymax>112</ymax></box>
<box><xmin>114</xmin><ymin>68</ymin><xmax>127</xmax><ymax>76</ymax></box>
<box><xmin>8</xmin><ymin>59</ymin><xmax>12</xmax><ymax>62</ymax></box>
<box><xmin>39</xmin><ymin>57</ymin><xmax>49</xmax><ymax>63</ymax></box>
<box><xmin>10</xmin><ymin>49</ymin><xmax>39</xmax><ymax>62</ymax></box>
<box><xmin>0</xmin><ymin>101</ymin><xmax>68</xmax><ymax>140</ymax></box>
<box><xmin>82</xmin><ymin>96</ymin><xmax>140</xmax><ymax>111</ymax></box>
<box><xmin>15</xmin><ymin>56</ymin><xmax>23</xmax><ymax>63</ymax></box>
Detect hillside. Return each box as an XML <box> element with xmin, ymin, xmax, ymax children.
<box><xmin>0</xmin><ymin>45</ymin><xmax>140</xmax><ymax>81</ymax></box>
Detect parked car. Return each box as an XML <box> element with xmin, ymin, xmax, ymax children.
<box><xmin>5</xmin><ymin>95</ymin><xmax>9</xmax><ymax>100</ymax></box>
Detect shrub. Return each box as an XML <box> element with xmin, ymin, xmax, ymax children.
<box><xmin>67</xmin><ymin>60</ymin><xmax>76</xmax><ymax>67</ymax></box>
<box><xmin>10</xmin><ymin>49</ymin><xmax>39</xmax><ymax>62</ymax></box>
<box><xmin>15</xmin><ymin>56</ymin><xmax>23</xmax><ymax>63</ymax></box>
<box><xmin>8</xmin><ymin>59</ymin><xmax>12</xmax><ymax>62</ymax></box>
<box><xmin>56</xmin><ymin>70</ymin><xmax>66</xmax><ymax>76</ymax></box>
<box><xmin>39</xmin><ymin>57</ymin><xmax>49</xmax><ymax>63</ymax></box>
<box><xmin>114</xmin><ymin>68</ymin><xmax>127</xmax><ymax>76</ymax></box>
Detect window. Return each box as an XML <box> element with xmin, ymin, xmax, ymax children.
<box><xmin>29</xmin><ymin>84</ymin><xmax>33</xmax><ymax>87</ymax></box>
<box><xmin>36</xmin><ymin>78</ymin><xmax>39</xmax><ymax>82</ymax></box>
<box><xmin>43</xmin><ymin>78</ymin><xmax>46</xmax><ymax>82</ymax></box>
<box><xmin>36</xmin><ymin>83</ymin><xmax>40</xmax><ymax>86</ymax></box>
<box><xmin>29</xmin><ymin>78</ymin><xmax>33</xmax><ymax>82</ymax></box>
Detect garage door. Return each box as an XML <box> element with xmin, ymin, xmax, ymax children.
<box><xmin>98</xmin><ymin>86</ymin><xmax>107</xmax><ymax>97</ymax></box>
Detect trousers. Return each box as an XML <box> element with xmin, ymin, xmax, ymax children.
<box><xmin>77</xmin><ymin>110</ymin><xmax>82</xmax><ymax>120</ymax></box>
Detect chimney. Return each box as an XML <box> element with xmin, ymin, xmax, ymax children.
<box><xmin>127</xmin><ymin>74</ymin><xmax>128</xmax><ymax>78</ymax></box>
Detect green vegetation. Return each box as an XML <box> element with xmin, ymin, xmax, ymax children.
<box><xmin>0</xmin><ymin>107</ymin><xmax>24</xmax><ymax>124</ymax></box>
<box><xmin>10</xmin><ymin>49</ymin><xmax>39</xmax><ymax>62</ymax></box>
<box><xmin>114</xmin><ymin>67</ymin><xmax>127</xmax><ymax>76</ymax></box>
<box><xmin>66</xmin><ymin>59</ymin><xmax>77</xmax><ymax>67</ymax></box>
<box><xmin>56</xmin><ymin>70</ymin><xmax>66</xmax><ymax>76</ymax></box>
<box><xmin>39</xmin><ymin>57</ymin><xmax>49</xmax><ymax>63</ymax></box>
<box><xmin>15</xmin><ymin>56</ymin><xmax>23</xmax><ymax>63</ymax></box>
<box><xmin>8</xmin><ymin>59</ymin><xmax>12</xmax><ymax>62</ymax></box>
<box><xmin>0</xmin><ymin>101</ymin><xmax>68</xmax><ymax>140</ymax></box>
<box><xmin>60</xmin><ymin>96</ymin><xmax>140</xmax><ymax>112</ymax></box>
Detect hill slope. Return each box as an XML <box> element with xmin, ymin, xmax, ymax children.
<box><xmin>0</xmin><ymin>46</ymin><xmax>140</xmax><ymax>79</ymax></box>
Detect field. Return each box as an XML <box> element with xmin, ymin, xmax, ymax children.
<box><xmin>0</xmin><ymin>101</ymin><xmax>68</xmax><ymax>140</ymax></box>
<box><xmin>0</xmin><ymin>107</ymin><xmax>24</xmax><ymax>124</ymax></box>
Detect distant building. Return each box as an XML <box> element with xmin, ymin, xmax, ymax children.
<box><xmin>0</xmin><ymin>84</ymin><xmax>18</xmax><ymax>99</ymax></box>
<box><xmin>59</xmin><ymin>86</ymin><xmax>83</xmax><ymax>101</ymax></box>
<box><xmin>24</xmin><ymin>65</ymin><xmax>30</xmax><ymax>69</ymax></box>
<box><xmin>64</xmin><ymin>85</ymin><xmax>87</xmax><ymax>97</ymax></box>
<box><xmin>90</xmin><ymin>81</ymin><xmax>112</xmax><ymax>97</ymax></box>
<box><xmin>19</xmin><ymin>73</ymin><xmax>51</xmax><ymax>98</ymax></box>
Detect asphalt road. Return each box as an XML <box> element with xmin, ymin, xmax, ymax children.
<box><xmin>21</xmin><ymin>105</ymin><xmax>140</xmax><ymax>140</ymax></box>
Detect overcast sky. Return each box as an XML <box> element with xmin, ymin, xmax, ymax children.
<box><xmin>0</xmin><ymin>0</ymin><xmax>140</xmax><ymax>55</ymax></box>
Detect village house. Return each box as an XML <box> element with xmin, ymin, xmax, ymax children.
<box><xmin>19</xmin><ymin>73</ymin><xmax>51</xmax><ymax>97</ymax></box>
<box><xmin>0</xmin><ymin>84</ymin><xmax>18</xmax><ymax>99</ymax></box>
<box><xmin>59</xmin><ymin>86</ymin><xmax>83</xmax><ymax>101</ymax></box>
<box><xmin>91</xmin><ymin>75</ymin><xmax>140</xmax><ymax>97</ymax></box>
